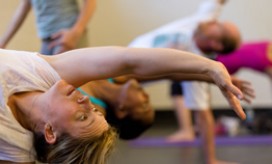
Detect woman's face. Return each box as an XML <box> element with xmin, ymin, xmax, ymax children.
<box><xmin>43</xmin><ymin>80</ymin><xmax>109</xmax><ymax>139</ymax></box>
<box><xmin>122</xmin><ymin>80</ymin><xmax>154</xmax><ymax>123</ymax></box>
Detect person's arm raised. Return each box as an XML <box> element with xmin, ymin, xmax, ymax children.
<box><xmin>45</xmin><ymin>46</ymin><xmax>246</xmax><ymax>119</ymax></box>
<box><xmin>196</xmin><ymin>0</ymin><xmax>227</xmax><ymax>20</ymax></box>
<box><xmin>47</xmin><ymin>46</ymin><xmax>218</xmax><ymax>85</ymax></box>
<box><xmin>114</xmin><ymin>73</ymin><xmax>255</xmax><ymax>104</ymax></box>
<box><xmin>0</xmin><ymin>0</ymin><xmax>31</xmax><ymax>48</ymax></box>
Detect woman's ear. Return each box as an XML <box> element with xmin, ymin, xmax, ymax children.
<box><xmin>44</xmin><ymin>123</ymin><xmax>57</xmax><ymax>144</ymax></box>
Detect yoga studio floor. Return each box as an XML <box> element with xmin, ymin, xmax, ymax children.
<box><xmin>109</xmin><ymin>111</ymin><xmax>272</xmax><ymax>164</ymax></box>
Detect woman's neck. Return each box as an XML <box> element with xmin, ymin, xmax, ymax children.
<box><xmin>8</xmin><ymin>91</ymin><xmax>45</xmax><ymax>132</ymax></box>
<box><xmin>82</xmin><ymin>81</ymin><xmax>122</xmax><ymax>110</ymax></box>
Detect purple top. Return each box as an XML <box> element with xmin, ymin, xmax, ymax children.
<box><xmin>216</xmin><ymin>41</ymin><xmax>272</xmax><ymax>74</ymax></box>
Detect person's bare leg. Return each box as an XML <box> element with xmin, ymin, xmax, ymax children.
<box><xmin>196</xmin><ymin>109</ymin><xmax>216</xmax><ymax>164</ymax></box>
<box><xmin>167</xmin><ymin>96</ymin><xmax>195</xmax><ymax>142</ymax></box>
<box><xmin>196</xmin><ymin>110</ymin><xmax>238</xmax><ymax>164</ymax></box>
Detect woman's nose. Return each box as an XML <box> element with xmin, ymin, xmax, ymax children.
<box><xmin>143</xmin><ymin>92</ymin><xmax>149</xmax><ymax>101</ymax></box>
<box><xmin>78</xmin><ymin>95</ymin><xmax>89</xmax><ymax>103</ymax></box>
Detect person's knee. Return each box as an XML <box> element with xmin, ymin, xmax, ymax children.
<box><xmin>195</xmin><ymin>110</ymin><xmax>213</xmax><ymax>123</ymax></box>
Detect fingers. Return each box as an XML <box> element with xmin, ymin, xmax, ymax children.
<box><xmin>212</xmin><ymin>65</ymin><xmax>246</xmax><ymax>119</ymax></box>
<box><xmin>242</xmin><ymin>88</ymin><xmax>255</xmax><ymax>98</ymax></box>
<box><xmin>240</xmin><ymin>82</ymin><xmax>256</xmax><ymax>103</ymax></box>
<box><xmin>227</xmin><ymin>82</ymin><xmax>244</xmax><ymax>100</ymax></box>
<box><xmin>48</xmin><ymin>40</ymin><xmax>60</xmax><ymax>50</ymax></box>
<box><xmin>242</xmin><ymin>96</ymin><xmax>252</xmax><ymax>104</ymax></box>
<box><xmin>239</xmin><ymin>79</ymin><xmax>251</xmax><ymax>85</ymax></box>
<box><xmin>222</xmin><ymin>84</ymin><xmax>246</xmax><ymax>120</ymax></box>
<box><xmin>54</xmin><ymin>46</ymin><xmax>70</xmax><ymax>54</ymax></box>
<box><xmin>51</xmin><ymin>30</ymin><xmax>63</xmax><ymax>39</ymax></box>
<box><xmin>231</xmin><ymin>77</ymin><xmax>256</xmax><ymax>102</ymax></box>
<box><xmin>231</xmin><ymin>97</ymin><xmax>246</xmax><ymax>120</ymax></box>
<box><xmin>47</xmin><ymin>31</ymin><xmax>64</xmax><ymax>49</ymax></box>
<box><xmin>223</xmin><ymin>89</ymin><xmax>246</xmax><ymax>120</ymax></box>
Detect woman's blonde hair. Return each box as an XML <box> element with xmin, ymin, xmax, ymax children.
<box><xmin>33</xmin><ymin>126</ymin><xmax>117</xmax><ymax>164</ymax></box>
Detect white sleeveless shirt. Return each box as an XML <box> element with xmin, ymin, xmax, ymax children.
<box><xmin>0</xmin><ymin>49</ymin><xmax>60</xmax><ymax>162</ymax></box>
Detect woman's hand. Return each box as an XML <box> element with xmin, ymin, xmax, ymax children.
<box><xmin>231</xmin><ymin>76</ymin><xmax>255</xmax><ymax>103</ymax></box>
<box><xmin>208</xmin><ymin>62</ymin><xmax>246</xmax><ymax>120</ymax></box>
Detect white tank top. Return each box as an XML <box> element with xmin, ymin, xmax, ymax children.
<box><xmin>0</xmin><ymin>49</ymin><xmax>60</xmax><ymax>162</ymax></box>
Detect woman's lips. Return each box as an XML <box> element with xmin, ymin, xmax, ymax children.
<box><xmin>67</xmin><ymin>85</ymin><xmax>76</xmax><ymax>96</ymax></box>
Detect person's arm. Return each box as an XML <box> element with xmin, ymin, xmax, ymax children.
<box><xmin>48</xmin><ymin>0</ymin><xmax>96</xmax><ymax>53</ymax></box>
<box><xmin>46</xmin><ymin>47</ymin><xmax>225</xmax><ymax>86</ymax></box>
<box><xmin>0</xmin><ymin>0</ymin><xmax>31</xmax><ymax>48</ymax></box>
<box><xmin>44</xmin><ymin>46</ymin><xmax>246</xmax><ymax>119</ymax></box>
<box><xmin>230</xmin><ymin>76</ymin><xmax>255</xmax><ymax>103</ymax></box>
<box><xmin>196</xmin><ymin>0</ymin><xmax>227</xmax><ymax>20</ymax></box>
<box><xmin>114</xmin><ymin>73</ymin><xmax>255</xmax><ymax>104</ymax></box>
<box><xmin>114</xmin><ymin>73</ymin><xmax>213</xmax><ymax>83</ymax></box>
<box><xmin>164</xmin><ymin>74</ymin><xmax>255</xmax><ymax>104</ymax></box>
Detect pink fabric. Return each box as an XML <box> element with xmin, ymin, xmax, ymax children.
<box><xmin>216</xmin><ymin>41</ymin><xmax>272</xmax><ymax>74</ymax></box>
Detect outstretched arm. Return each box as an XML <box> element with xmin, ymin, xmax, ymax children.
<box><xmin>0</xmin><ymin>0</ymin><xmax>31</xmax><ymax>48</ymax></box>
<box><xmin>196</xmin><ymin>0</ymin><xmax>227</xmax><ymax>20</ymax></box>
<box><xmin>114</xmin><ymin>73</ymin><xmax>213</xmax><ymax>83</ymax></box>
<box><xmin>44</xmin><ymin>46</ymin><xmax>246</xmax><ymax>119</ymax></box>
<box><xmin>114</xmin><ymin>72</ymin><xmax>255</xmax><ymax>104</ymax></box>
<box><xmin>46</xmin><ymin>47</ymin><xmax>223</xmax><ymax>86</ymax></box>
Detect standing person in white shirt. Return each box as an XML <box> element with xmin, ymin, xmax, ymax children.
<box><xmin>129</xmin><ymin>0</ymin><xmax>241</xmax><ymax>163</ymax></box>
